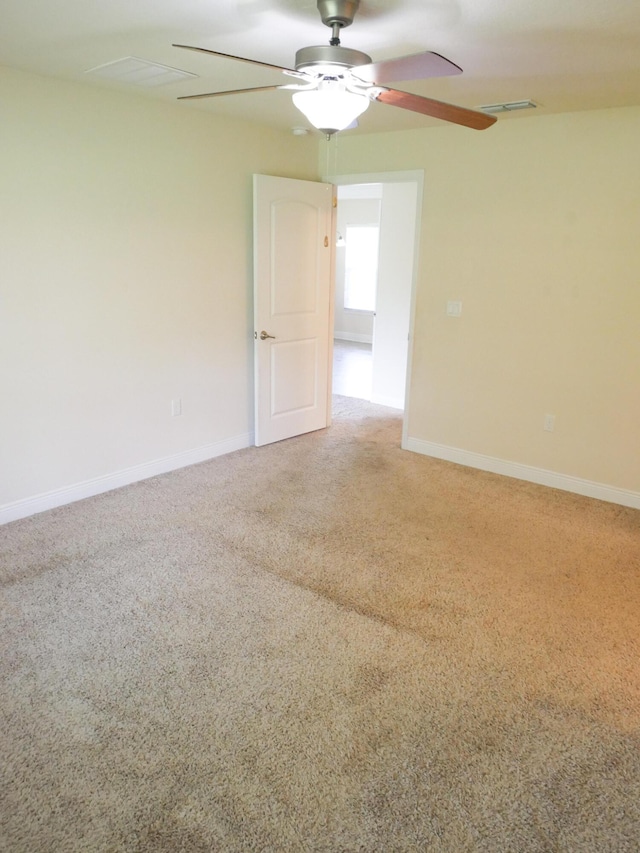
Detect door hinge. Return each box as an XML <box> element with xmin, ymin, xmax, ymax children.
<box><xmin>324</xmin><ymin>235</ymin><xmax>329</xmax><ymax>247</ymax></box>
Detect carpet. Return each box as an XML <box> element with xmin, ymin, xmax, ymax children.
<box><xmin>1</xmin><ymin>396</ymin><xmax>639</xmax><ymax>851</ymax></box>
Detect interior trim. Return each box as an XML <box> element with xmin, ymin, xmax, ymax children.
<box><xmin>334</xmin><ymin>331</ymin><xmax>373</xmax><ymax>344</ymax></box>
<box><xmin>404</xmin><ymin>437</ymin><xmax>640</xmax><ymax>510</ymax></box>
<box><xmin>0</xmin><ymin>433</ymin><xmax>253</xmax><ymax>525</ymax></box>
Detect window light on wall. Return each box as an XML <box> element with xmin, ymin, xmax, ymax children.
<box><xmin>343</xmin><ymin>225</ymin><xmax>379</xmax><ymax>312</ymax></box>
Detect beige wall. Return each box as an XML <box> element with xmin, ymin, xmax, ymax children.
<box><xmin>324</xmin><ymin>108</ymin><xmax>640</xmax><ymax>498</ymax></box>
<box><xmin>2</xmin><ymin>64</ymin><xmax>638</xmax><ymax>518</ymax></box>
<box><xmin>0</xmin><ymin>66</ymin><xmax>317</xmax><ymax>512</ymax></box>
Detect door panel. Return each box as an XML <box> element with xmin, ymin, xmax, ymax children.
<box><xmin>271</xmin><ymin>202</ymin><xmax>320</xmax><ymax>316</ymax></box>
<box><xmin>254</xmin><ymin>174</ymin><xmax>334</xmax><ymax>446</ymax></box>
<box><xmin>271</xmin><ymin>338</ymin><xmax>318</xmax><ymax>415</ymax></box>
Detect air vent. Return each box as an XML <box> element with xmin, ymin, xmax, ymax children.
<box><xmin>478</xmin><ymin>100</ymin><xmax>537</xmax><ymax>115</ymax></box>
<box><xmin>85</xmin><ymin>57</ymin><xmax>197</xmax><ymax>88</ymax></box>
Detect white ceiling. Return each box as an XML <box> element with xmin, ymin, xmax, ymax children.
<box><xmin>2</xmin><ymin>0</ymin><xmax>640</xmax><ymax>135</ymax></box>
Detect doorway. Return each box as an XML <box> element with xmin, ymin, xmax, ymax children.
<box><xmin>333</xmin><ymin>338</ymin><xmax>373</xmax><ymax>400</ymax></box>
<box><xmin>333</xmin><ymin>182</ymin><xmax>380</xmax><ymax>402</ymax></box>
<box><xmin>329</xmin><ymin>171</ymin><xmax>423</xmax><ymax>419</ymax></box>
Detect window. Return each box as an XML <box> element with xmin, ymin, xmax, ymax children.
<box><xmin>343</xmin><ymin>225</ymin><xmax>379</xmax><ymax>312</ymax></box>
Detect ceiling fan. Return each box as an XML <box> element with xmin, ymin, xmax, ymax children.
<box><xmin>174</xmin><ymin>0</ymin><xmax>496</xmax><ymax>135</ymax></box>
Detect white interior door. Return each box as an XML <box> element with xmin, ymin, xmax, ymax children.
<box><xmin>253</xmin><ymin>174</ymin><xmax>334</xmax><ymax>447</ymax></box>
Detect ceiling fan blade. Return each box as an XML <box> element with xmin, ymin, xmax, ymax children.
<box><xmin>173</xmin><ymin>44</ymin><xmax>295</xmax><ymax>74</ymax></box>
<box><xmin>352</xmin><ymin>51</ymin><xmax>462</xmax><ymax>84</ymax></box>
<box><xmin>375</xmin><ymin>88</ymin><xmax>497</xmax><ymax>130</ymax></box>
<box><xmin>178</xmin><ymin>85</ymin><xmax>283</xmax><ymax>101</ymax></box>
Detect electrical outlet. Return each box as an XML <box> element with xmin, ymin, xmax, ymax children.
<box><xmin>543</xmin><ymin>414</ymin><xmax>555</xmax><ymax>432</ymax></box>
<box><xmin>171</xmin><ymin>398</ymin><xmax>182</xmax><ymax>417</ymax></box>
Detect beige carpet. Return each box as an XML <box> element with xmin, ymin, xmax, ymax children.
<box><xmin>1</xmin><ymin>395</ymin><xmax>639</xmax><ymax>852</ymax></box>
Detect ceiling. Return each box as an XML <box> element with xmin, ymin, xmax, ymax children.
<box><xmin>2</xmin><ymin>0</ymin><xmax>640</xmax><ymax>136</ymax></box>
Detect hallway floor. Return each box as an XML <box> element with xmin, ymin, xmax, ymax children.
<box><xmin>332</xmin><ymin>339</ymin><xmax>372</xmax><ymax>401</ymax></box>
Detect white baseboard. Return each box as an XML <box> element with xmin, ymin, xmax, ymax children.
<box><xmin>0</xmin><ymin>433</ymin><xmax>253</xmax><ymax>525</ymax></box>
<box><xmin>334</xmin><ymin>332</ymin><xmax>373</xmax><ymax>344</ymax></box>
<box><xmin>371</xmin><ymin>394</ymin><xmax>404</xmax><ymax>410</ymax></box>
<box><xmin>403</xmin><ymin>437</ymin><xmax>640</xmax><ymax>510</ymax></box>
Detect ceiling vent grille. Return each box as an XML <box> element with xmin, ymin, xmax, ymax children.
<box><xmin>478</xmin><ymin>100</ymin><xmax>537</xmax><ymax>114</ymax></box>
<box><xmin>85</xmin><ymin>57</ymin><xmax>197</xmax><ymax>88</ymax></box>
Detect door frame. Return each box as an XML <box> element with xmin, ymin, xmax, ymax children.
<box><xmin>323</xmin><ymin>169</ymin><xmax>424</xmax><ymax>450</ymax></box>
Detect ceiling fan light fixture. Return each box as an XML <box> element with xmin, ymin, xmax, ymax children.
<box><xmin>174</xmin><ymin>0</ymin><xmax>497</xmax><ymax>134</ymax></box>
<box><xmin>292</xmin><ymin>84</ymin><xmax>369</xmax><ymax>134</ymax></box>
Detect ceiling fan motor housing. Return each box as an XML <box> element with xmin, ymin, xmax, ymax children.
<box><xmin>295</xmin><ymin>44</ymin><xmax>371</xmax><ymax>73</ymax></box>
<box><xmin>317</xmin><ymin>0</ymin><xmax>360</xmax><ymax>29</ymax></box>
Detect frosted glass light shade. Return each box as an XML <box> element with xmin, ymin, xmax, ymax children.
<box><xmin>292</xmin><ymin>87</ymin><xmax>370</xmax><ymax>133</ymax></box>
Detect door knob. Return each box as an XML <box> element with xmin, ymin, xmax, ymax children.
<box><xmin>260</xmin><ymin>330</ymin><xmax>276</xmax><ymax>340</ymax></box>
